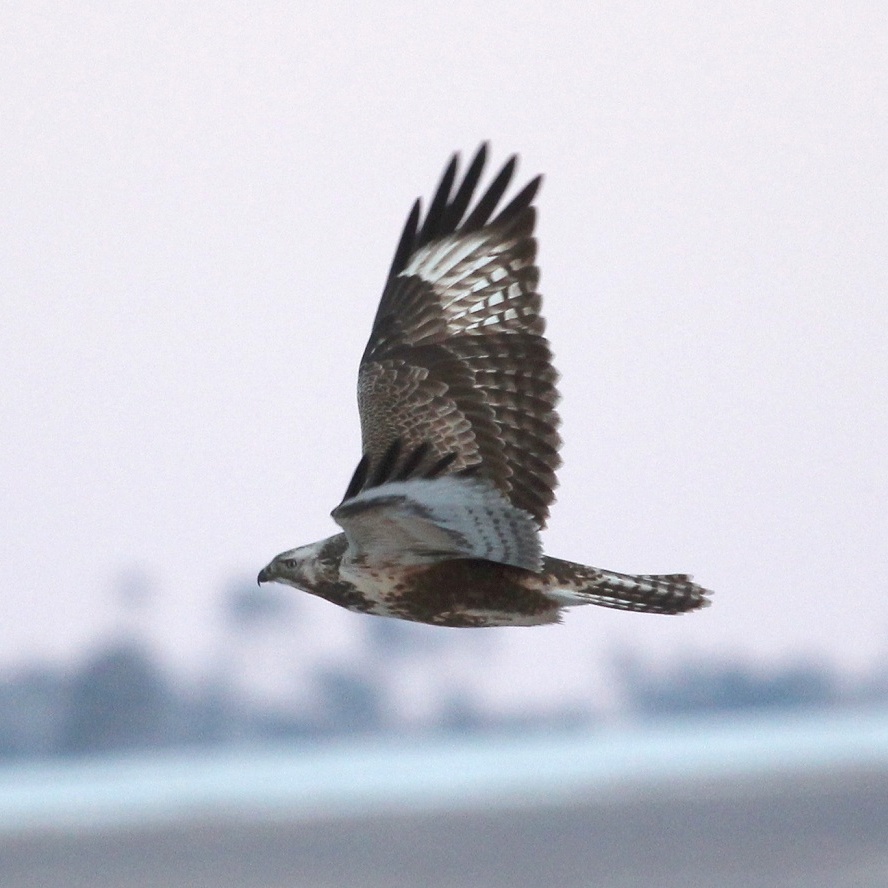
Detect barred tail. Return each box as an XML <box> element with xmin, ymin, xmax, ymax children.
<box><xmin>542</xmin><ymin>557</ymin><xmax>712</xmax><ymax>615</ymax></box>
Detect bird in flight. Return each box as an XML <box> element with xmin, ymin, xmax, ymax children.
<box><xmin>258</xmin><ymin>146</ymin><xmax>711</xmax><ymax>626</ymax></box>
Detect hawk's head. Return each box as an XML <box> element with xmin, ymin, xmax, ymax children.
<box><xmin>257</xmin><ymin>545</ymin><xmax>314</xmax><ymax>590</ymax></box>
<box><xmin>257</xmin><ymin>534</ymin><xmax>346</xmax><ymax>590</ymax></box>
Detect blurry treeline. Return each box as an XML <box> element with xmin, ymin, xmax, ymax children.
<box><xmin>2</xmin><ymin>579</ymin><xmax>887</xmax><ymax>760</ymax></box>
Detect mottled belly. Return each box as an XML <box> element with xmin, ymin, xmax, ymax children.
<box><xmin>345</xmin><ymin>558</ymin><xmax>561</xmax><ymax>627</ymax></box>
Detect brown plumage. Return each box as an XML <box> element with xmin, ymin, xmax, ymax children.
<box><xmin>258</xmin><ymin>146</ymin><xmax>712</xmax><ymax>626</ymax></box>
<box><xmin>358</xmin><ymin>146</ymin><xmax>560</xmax><ymax>526</ymax></box>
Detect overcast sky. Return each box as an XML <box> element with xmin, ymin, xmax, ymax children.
<box><xmin>2</xmin><ymin>2</ymin><xmax>886</xmax><ymax>711</ymax></box>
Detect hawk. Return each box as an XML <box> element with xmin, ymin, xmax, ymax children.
<box><xmin>258</xmin><ymin>146</ymin><xmax>711</xmax><ymax>626</ymax></box>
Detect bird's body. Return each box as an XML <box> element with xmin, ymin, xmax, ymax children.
<box><xmin>261</xmin><ymin>531</ymin><xmax>707</xmax><ymax>627</ymax></box>
<box><xmin>258</xmin><ymin>146</ymin><xmax>711</xmax><ymax>625</ymax></box>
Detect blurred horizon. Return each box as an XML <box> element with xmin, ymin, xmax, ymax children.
<box><xmin>2</xmin><ymin>567</ymin><xmax>886</xmax><ymax>762</ymax></box>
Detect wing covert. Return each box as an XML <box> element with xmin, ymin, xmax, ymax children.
<box><xmin>332</xmin><ymin>474</ymin><xmax>543</xmax><ymax>572</ymax></box>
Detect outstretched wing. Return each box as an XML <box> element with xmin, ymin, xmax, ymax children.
<box><xmin>354</xmin><ymin>145</ymin><xmax>562</xmax><ymax>528</ymax></box>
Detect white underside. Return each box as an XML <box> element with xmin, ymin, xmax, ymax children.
<box><xmin>332</xmin><ymin>475</ymin><xmax>542</xmax><ymax>571</ymax></box>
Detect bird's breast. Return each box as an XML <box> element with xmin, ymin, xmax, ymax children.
<box><xmin>338</xmin><ymin>557</ymin><xmax>560</xmax><ymax>627</ymax></box>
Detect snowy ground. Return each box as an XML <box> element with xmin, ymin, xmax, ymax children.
<box><xmin>2</xmin><ymin>710</ymin><xmax>888</xmax><ymax>887</ymax></box>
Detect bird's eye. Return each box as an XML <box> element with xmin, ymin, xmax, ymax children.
<box><xmin>283</xmin><ymin>559</ymin><xmax>298</xmax><ymax>569</ymax></box>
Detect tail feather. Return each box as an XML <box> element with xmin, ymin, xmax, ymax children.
<box><xmin>542</xmin><ymin>557</ymin><xmax>712</xmax><ymax>615</ymax></box>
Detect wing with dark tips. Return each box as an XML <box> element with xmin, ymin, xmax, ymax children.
<box><xmin>354</xmin><ymin>145</ymin><xmax>562</xmax><ymax>529</ymax></box>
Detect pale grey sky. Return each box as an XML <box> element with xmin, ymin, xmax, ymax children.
<box><xmin>2</xmin><ymin>3</ymin><xmax>886</xmax><ymax>711</ymax></box>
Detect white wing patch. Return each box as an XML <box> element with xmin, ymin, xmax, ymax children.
<box><xmin>400</xmin><ymin>229</ymin><xmax>535</xmax><ymax>336</ymax></box>
<box><xmin>401</xmin><ymin>230</ymin><xmax>491</xmax><ymax>287</ymax></box>
<box><xmin>331</xmin><ymin>475</ymin><xmax>542</xmax><ymax>571</ymax></box>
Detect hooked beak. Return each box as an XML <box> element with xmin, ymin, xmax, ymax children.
<box><xmin>257</xmin><ymin>564</ymin><xmax>273</xmax><ymax>585</ymax></box>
